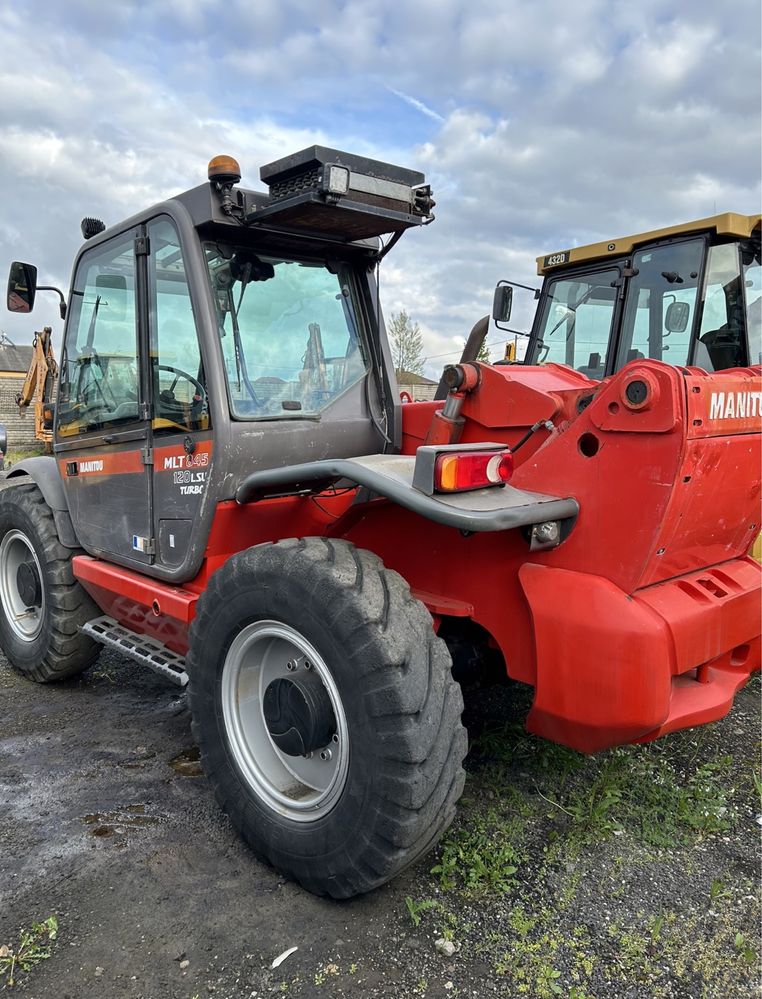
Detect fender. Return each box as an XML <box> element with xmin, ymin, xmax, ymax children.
<box><xmin>5</xmin><ymin>456</ymin><xmax>79</xmax><ymax>548</ymax></box>
<box><xmin>236</xmin><ymin>453</ymin><xmax>579</xmax><ymax>535</ymax></box>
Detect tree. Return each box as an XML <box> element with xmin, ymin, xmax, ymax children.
<box><xmin>388</xmin><ymin>310</ymin><xmax>425</xmax><ymax>375</ymax></box>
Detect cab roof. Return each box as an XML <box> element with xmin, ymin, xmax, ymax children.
<box><xmin>536</xmin><ymin>212</ymin><xmax>761</xmax><ymax>276</ymax></box>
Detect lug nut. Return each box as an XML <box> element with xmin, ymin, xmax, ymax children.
<box><xmin>286</xmin><ymin>659</ymin><xmax>298</xmax><ymax>671</ymax></box>
<box><xmin>320</xmin><ymin>749</ymin><xmax>332</xmax><ymax>762</ymax></box>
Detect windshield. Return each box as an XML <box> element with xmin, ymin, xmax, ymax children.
<box><xmin>533</xmin><ymin>268</ymin><xmax>619</xmax><ymax>378</ymax></box>
<box><xmin>204</xmin><ymin>244</ymin><xmax>368</xmax><ymax>418</ymax></box>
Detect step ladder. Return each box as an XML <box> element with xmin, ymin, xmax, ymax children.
<box><xmin>81</xmin><ymin>616</ymin><xmax>188</xmax><ymax>687</ymax></box>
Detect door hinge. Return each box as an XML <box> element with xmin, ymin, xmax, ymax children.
<box><xmin>134</xmin><ymin>234</ymin><xmax>151</xmax><ymax>256</ymax></box>
<box><xmin>139</xmin><ymin>402</ymin><xmax>150</xmax><ymax>420</ymax></box>
<box><xmin>141</xmin><ymin>446</ymin><xmax>154</xmax><ymax>466</ymax></box>
<box><xmin>132</xmin><ymin>536</ymin><xmax>155</xmax><ymax>556</ymax></box>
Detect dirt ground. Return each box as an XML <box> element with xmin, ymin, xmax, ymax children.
<box><xmin>0</xmin><ymin>649</ymin><xmax>759</xmax><ymax>999</ymax></box>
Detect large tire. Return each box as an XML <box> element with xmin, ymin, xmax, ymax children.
<box><xmin>0</xmin><ymin>482</ymin><xmax>100</xmax><ymax>682</ymax></box>
<box><xmin>187</xmin><ymin>537</ymin><xmax>467</xmax><ymax>898</ymax></box>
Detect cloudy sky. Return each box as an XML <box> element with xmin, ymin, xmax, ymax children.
<box><xmin>1</xmin><ymin>0</ymin><xmax>760</xmax><ymax>377</ymax></box>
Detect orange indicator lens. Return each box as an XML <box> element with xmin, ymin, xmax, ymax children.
<box><xmin>434</xmin><ymin>449</ymin><xmax>513</xmax><ymax>492</ymax></box>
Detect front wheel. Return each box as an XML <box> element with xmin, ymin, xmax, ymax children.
<box><xmin>0</xmin><ymin>483</ymin><xmax>100</xmax><ymax>681</ymax></box>
<box><xmin>187</xmin><ymin>537</ymin><xmax>467</xmax><ymax>898</ymax></box>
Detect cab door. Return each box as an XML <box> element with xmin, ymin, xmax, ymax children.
<box><xmin>55</xmin><ymin>228</ymin><xmax>153</xmax><ymax>564</ymax></box>
<box><xmin>144</xmin><ymin>216</ymin><xmax>211</xmax><ymax>571</ymax></box>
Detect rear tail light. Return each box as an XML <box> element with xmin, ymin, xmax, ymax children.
<box><xmin>434</xmin><ymin>449</ymin><xmax>513</xmax><ymax>492</ymax></box>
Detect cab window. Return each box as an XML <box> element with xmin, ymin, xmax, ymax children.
<box><xmin>57</xmin><ymin>236</ymin><xmax>138</xmax><ymax>436</ymax></box>
<box><xmin>742</xmin><ymin>242</ymin><xmax>761</xmax><ymax>366</ymax></box>
<box><xmin>694</xmin><ymin>242</ymin><xmax>746</xmax><ymax>371</ymax></box>
<box><xmin>148</xmin><ymin>218</ymin><xmax>209</xmax><ymax>434</ymax></box>
<box><xmin>205</xmin><ymin>244</ymin><xmax>367</xmax><ymax>418</ymax></box>
<box><xmin>616</xmin><ymin>239</ymin><xmax>703</xmax><ymax>368</ymax></box>
<box><xmin>534</xmin><ymin>268</ymin><xmax>618</xmax><ymax>378</ymax></box>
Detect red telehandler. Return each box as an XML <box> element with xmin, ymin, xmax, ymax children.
<box><xmin>1</xmin><ymin>148</ymin><xmax>759</xmax><ymax>897</ymax></box>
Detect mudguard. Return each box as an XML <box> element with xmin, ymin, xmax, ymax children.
<box><xmin>236</xmin><ymin>453</ymin><xmax>579</xmax><ymax>535</ymax></box>
<box><xmin>4</xmin><ymin>456</ymin><xmax>79</xmax><ymax>548</ymax></box>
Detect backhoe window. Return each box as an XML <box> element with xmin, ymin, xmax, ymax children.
<box><xmin>534</xmin><ymin>269</ymin><xmax>618</xmax><ymax>377</ymax></box>
<box><xmin>616</xmin><ymin>239</ymin><xmax>703</xmax><ymax>369</ymax></box>
<box><xmin>204</xmin><ymin>245</ymin><xmax>367</xmax><ymax>418</ymax></box>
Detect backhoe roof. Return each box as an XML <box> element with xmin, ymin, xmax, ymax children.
<box><xmin>536</xmin><ymin>212</ymin><xmax>761</xmax><ymax>275</ymax></box>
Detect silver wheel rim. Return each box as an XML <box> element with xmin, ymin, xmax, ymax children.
<box><xmin>221</xmin><ymin>620</ymin><xmax>349</xmax><ymax>822</ymax></box>
<box><xmin>0</xmin><ymin>529</ymin><xmax>45</xmax><ymax>642</ymax></box>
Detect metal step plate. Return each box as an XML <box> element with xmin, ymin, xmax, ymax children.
<box><xmin>82</xmin><ymin>615</ymin><xmax>188</xmax><ymax>687</ymax></box>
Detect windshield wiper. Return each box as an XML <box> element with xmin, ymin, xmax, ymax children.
<box><xmin>224</xmin><ymin>263</ymin><xmax>260</xmax><ymax>406</ymax></box>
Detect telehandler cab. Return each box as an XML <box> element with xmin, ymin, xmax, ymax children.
<box><xmin>488</xmin><ymin>212</ymin><xmax>761</xmax><ymax>377</ymax></box>
<box><xmin>2</xmin><ymin>148</ymin><xmax>760</xmax><ymax>898</ymax></box>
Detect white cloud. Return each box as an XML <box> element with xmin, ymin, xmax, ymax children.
<box><xmin>0</xmin><ymin>0</ymin><xmax>758</xmax><ymax>382</ymax></box>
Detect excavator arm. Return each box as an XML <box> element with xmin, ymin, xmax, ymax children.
<box><xmin>16</xmin><ymin>327</ymin><xmax>58</xmax><ymax>446</ymax></box>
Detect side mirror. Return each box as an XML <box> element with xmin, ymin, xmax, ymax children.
<box><xmin>492</xmin><ymin>284</ymin><xmax>513</xmax><ymax>323</ymax></box>
<box><xmin>7</xmin><ymin>261</ymin><xmax>37</xmax><ymax>314</ymax></box>
<box><xmin>665</xmin><ymin>300</ymin><xmax>690</xmax><ymax>333</ymax></box>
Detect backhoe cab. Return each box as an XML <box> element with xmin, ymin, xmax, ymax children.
<box><xmin>1</xmin><ymin>148</ymin><xmax>759</xmax><ymax>900</ymax></box>
<box><xmin>494</xmin><ymin>213</ymin><xmax>762</xmax><ymax>376</ymax></box>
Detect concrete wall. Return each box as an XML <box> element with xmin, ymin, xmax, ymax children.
<box><xmin>398</xmin><ymin>381</ymin><xmax>438</xmax><ymax>402</ymax></box>
<box><xmin>0</xmin><ymin>373</ymin><xmax>40</xmax><ymax>449</ymax></box>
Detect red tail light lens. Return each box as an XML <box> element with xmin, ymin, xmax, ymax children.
<box><xmin>434</xmin><ymin>449</ymin><xmax>513</xmax><ymax>492</ymax></box>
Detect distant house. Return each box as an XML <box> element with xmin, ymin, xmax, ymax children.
<box><xmin>0</xmin><ymin>343</ymin><xmax>37</xmax><ymax>449</ymax></box>
<box><xmin>396</xmin><ymin>369</ymin><xmax>438</xmax><ymax>402</ymax></box>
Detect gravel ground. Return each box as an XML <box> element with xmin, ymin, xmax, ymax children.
<box><xmin>0</xmin><ymin>650</ymin><xmax>759</xmax><ymax>999</ymax></box>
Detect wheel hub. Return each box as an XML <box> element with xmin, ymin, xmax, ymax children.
<box><xmin>16</xmin><ymin>560</ymin><xmax>41</xmax><ymax>607</ymax></box>
<box><xmin>263</xmin><ymin>672</ymin><xmax>337</xmax><ymax>757</ymax></box>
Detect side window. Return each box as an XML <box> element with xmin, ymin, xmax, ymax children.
<box><xmin>694</xmin><ymin>243</ymin><xmax>745</xmax><ymax>372</ymax></box>
<box><xmin>57</xmin><ymin>236</ymin><xmax>138</xmax><ymax>436</ymax></box>
<box><xmin>535</xmin><ymin>269</ymin><xmax>619</xmax><ymax>377</ymax></box>
<box><xmin>148</xmin><ymin>218</ymin><xmax>208</xmax><ymax>434</ymax></box>
<box><xmin>743</xmin><ymin>243</ymin><xmax>761</xmax><ymax>365</ymax></box>
<box><xmin>617</xmin><ymin>240</ymin><xmax>703</xmax><ymax>368</ymax></box>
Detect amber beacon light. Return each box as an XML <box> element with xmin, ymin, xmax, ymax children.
<box><xmin>208</xmin><ymin>155</ymin><xmax>242</xmax><ymax>185</ymax></box>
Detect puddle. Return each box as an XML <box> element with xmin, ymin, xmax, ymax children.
<box><xmin>169</xmin><ymin>747</ymin><xmax>203</xmax><ymax>778</ymax></box>
<box><xmin>81</xmin><ymin>804</ymin><xmax>160</xmax><ymax>838</ymax></box>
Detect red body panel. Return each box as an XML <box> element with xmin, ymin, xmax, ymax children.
<box><xmin>72</xmin><ymin>360</ymin><xmax>762</xmax><ymax>753</ymax></box>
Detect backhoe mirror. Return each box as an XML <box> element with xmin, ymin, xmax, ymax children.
<box><xmin>665</xmin><ymin>300</ymin><xmax>690</xmax><ymax>333</ymax></box>
<box><xmin>7</xmin><ymin>261</ymin><xmax>37</xmax><ymax>313</ymax></box>
<box><xmin>492</xmin><ymin>284</ymin><xmax>513</xmax><ymax>323</ymax></box>
<box><xmin>95</xmin><ymin>274</ymin><xmax>128</xmax><ymax>322</ymax></box>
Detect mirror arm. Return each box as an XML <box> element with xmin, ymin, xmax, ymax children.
<box><xmin>37</xmin><ymin>285</ymin><xmax>67</xmax><ymax>320</ymax></box>
<box><xmin>503</xmin><ymin>279</ymin><xmax>541</xmax><ymax>297</ymax></box>
<box><xmin>494</xmin><ymin>324</ymin><xmax>530</xmax><ymax>337</ymax></box>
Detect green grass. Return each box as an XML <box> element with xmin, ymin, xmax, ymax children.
<box><xmin>466</xmin><ymin>721</ymin><xmax>738</xmax><ymax>850</ymax></box>
<box><xmin>404</xmin><ymin>692</ymin><xmax>760</xmax><ymax>999</ymax></box>
<box><xmin>4</xmin><ymin>446</ymin><xmax>45</xmax><ymax>467</ymax></box>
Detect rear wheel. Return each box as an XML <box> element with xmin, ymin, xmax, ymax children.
<box><xmin>0</xmin><ymin>483</ymin><xmax>100</xmax><ymax>681</ymax></box>
<box><xmin>187</xmin><ymin>537</ymin><xmax>467</xmax><ymax>898</ymax></box>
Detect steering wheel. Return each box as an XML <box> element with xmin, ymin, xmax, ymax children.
<box><xmin>78</xmin><ymin>348</ymin><xmax>119</xmax><ymax>411</ymax></box>
<box><xmin>157</xmin><ymin>364</ymin><xmax>206</xmax><ymax>417</ymax></box>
